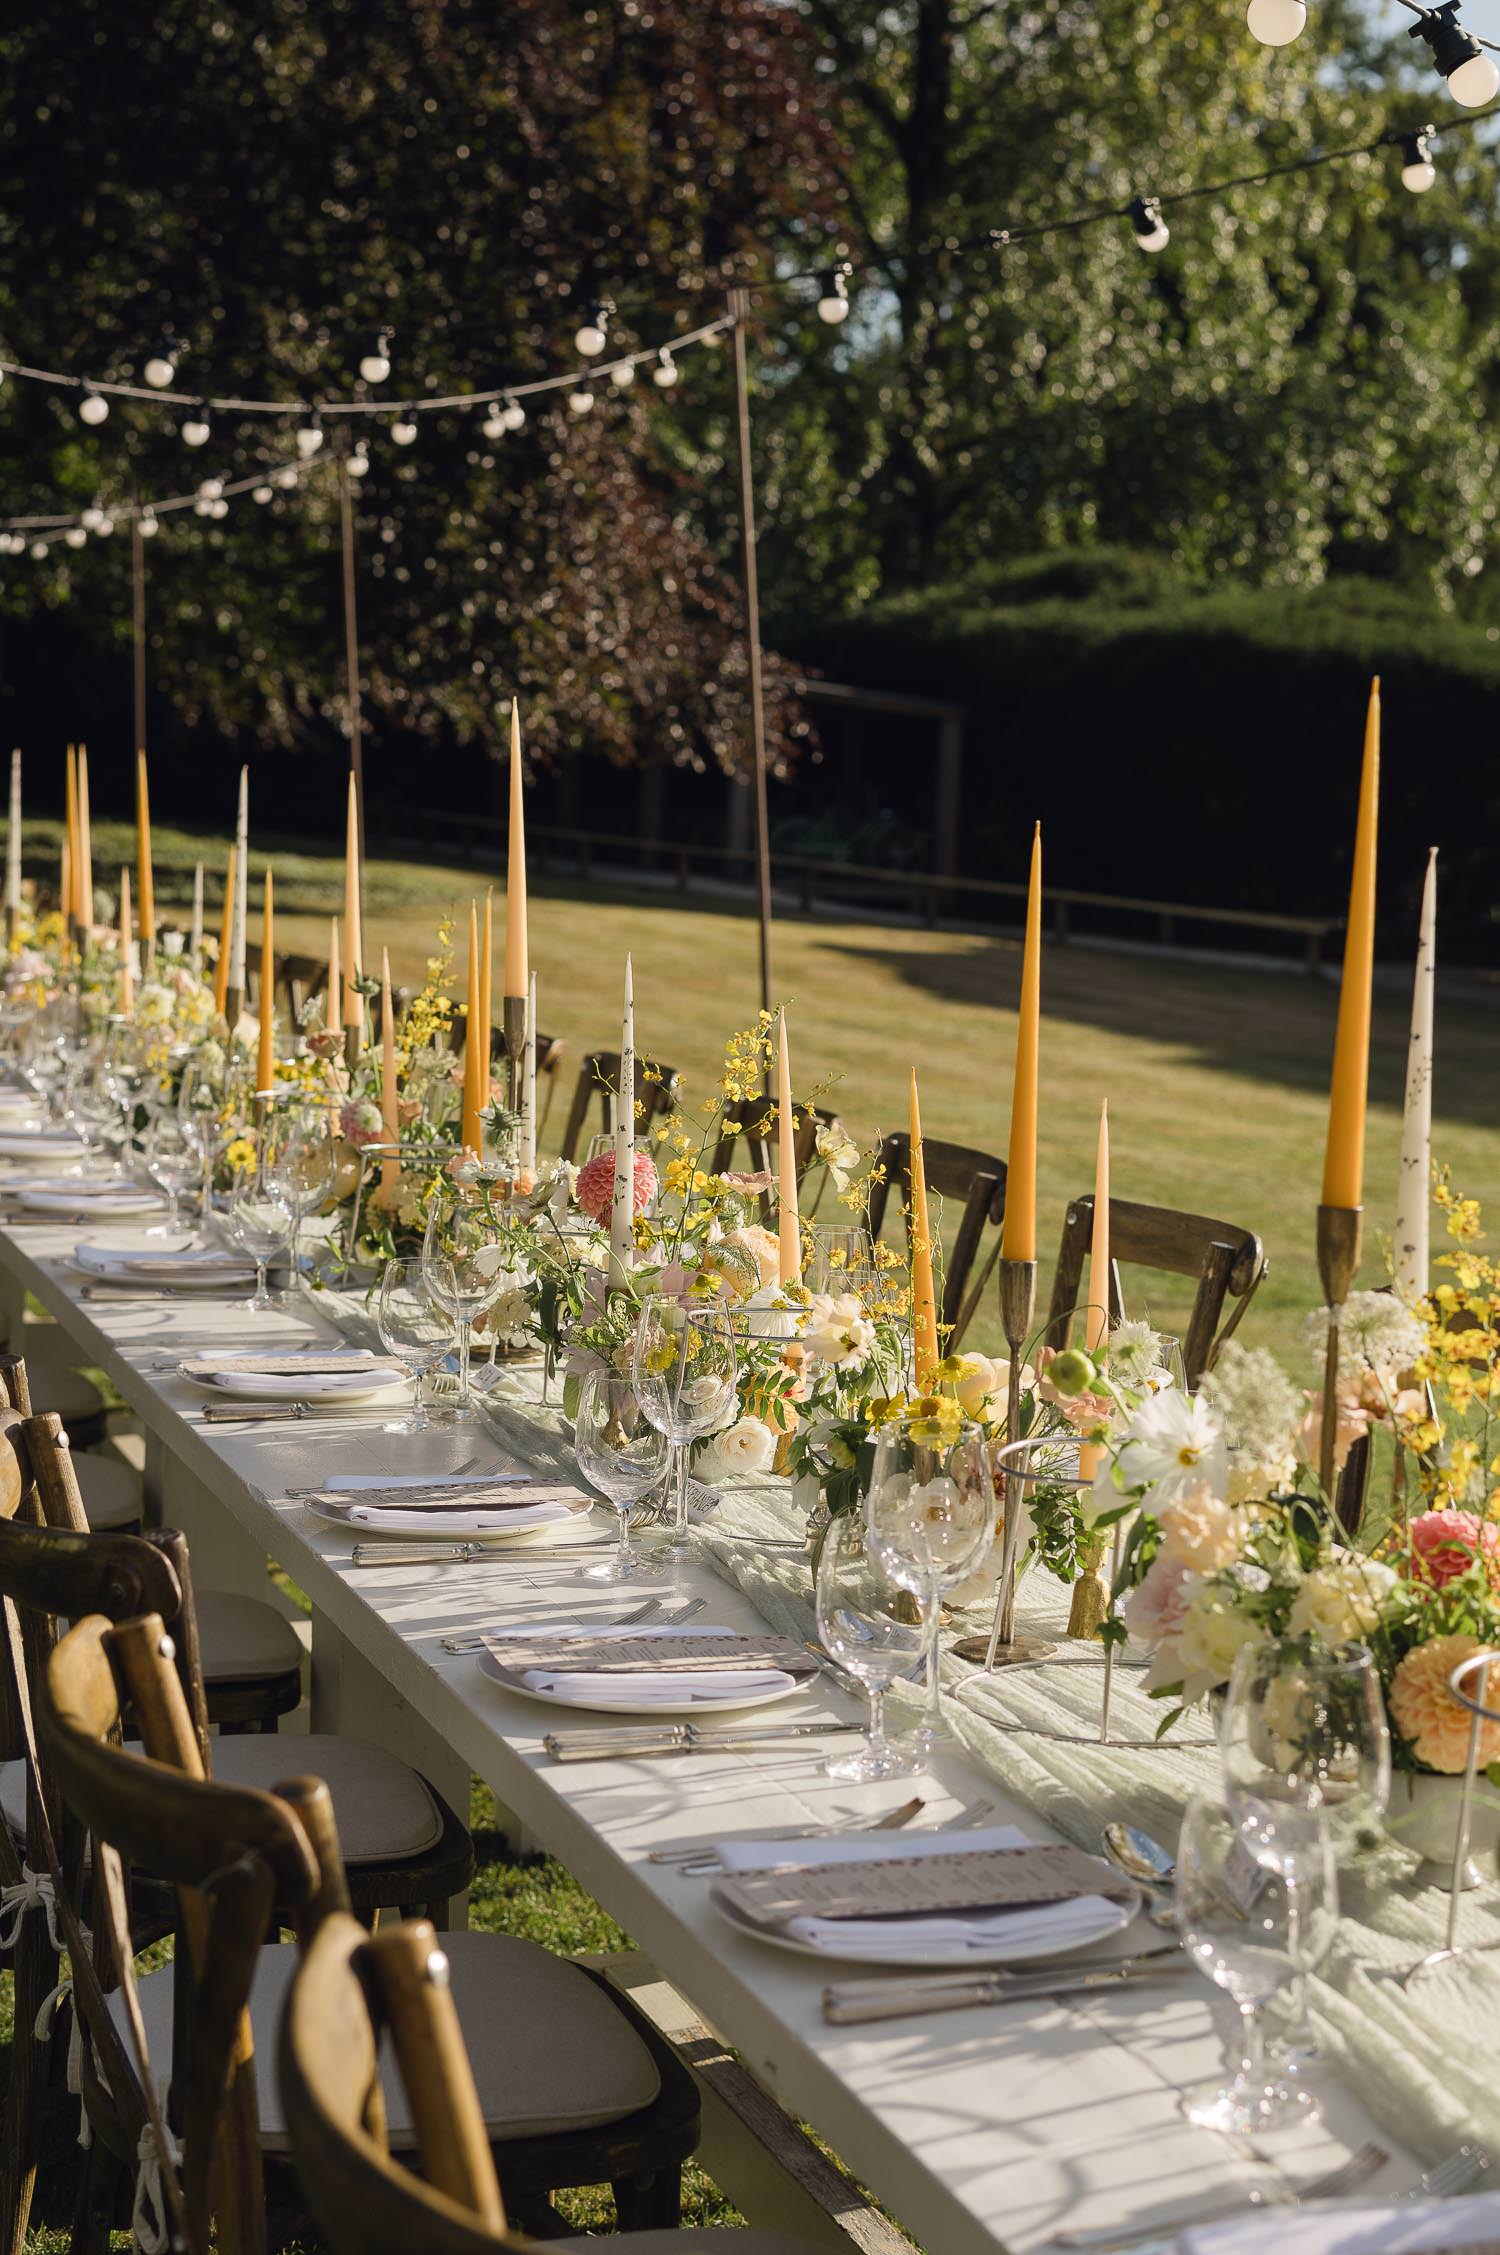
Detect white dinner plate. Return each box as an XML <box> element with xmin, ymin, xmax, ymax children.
<box><xmin>182</xmin><ymin>1366</ymin><xmax>408</xmax><ymax>1404</ymax></box>
<box><xmin>15</xmin><ymin>1186</ymin><xmax>165</xmax><ymax>1218</ymax></box>
<box><xmin>302</xmin><ymin>1493</ymin><xmax>584</xmax><ymax>1540</ymax></box>
<box><xmin>478</xmin><ymin>1629</ymin><xmax>816</xmax><ymax>1717</ymax></box>
<box><xmin>708</xmin><ymin>1882</ymin><xmax>1135</xmax><ymax>1969</ymax></box>
<box><xmin>0</xmin><ymin>1132</ymin><xmax>88</xmax><ymax>1162</ymax></box>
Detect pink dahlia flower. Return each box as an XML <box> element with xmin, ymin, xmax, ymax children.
<box><xmin>575</xmin><ymin>1148</ymin><xmax>659</xmax><ymax>1224</ymax></box>
<box><xmin>1407</xmin><ymin>1509</ymin><xmax>1499</xmax><ymax>1590</ymax></box>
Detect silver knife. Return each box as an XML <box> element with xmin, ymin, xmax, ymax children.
<box><xmin>821</xmin><ymin>1950</ymin><xmax>1190</xmax><ymax>2024</ymax></box>
<box><xmin>349</xmin><ymin>1539</ymin><xmax>612</xmax><ymax>1566</ymax></box>
<box><xmin>544</xmin><ymin>1720</ymin><xmax>861</xmax><ymax>1761</ymax></box>
<box><xmin>201</xmin><ymin>1400</ymin><xmax>401</xmax><ymax>1423</ymax></box>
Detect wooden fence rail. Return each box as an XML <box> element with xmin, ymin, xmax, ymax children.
<box><xmin>383</xmin><ymin>806</ymin><xmax>1341</xmax><ymax>975</ymax></box>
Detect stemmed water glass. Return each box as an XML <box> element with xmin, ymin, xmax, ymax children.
<box><xmin>143</xmin><ymin>1114</ymin><xmax>198</xmax><ymax>1238</ymax></box>
<box><xmin>226</xmin><ymin>1169</ymin><xmax>287</xmax><ymax>1312</ymax></box>
<box><xmin>814</xmin><ymin>1510</ymin><xmax>927</xmax><ymax>1781</ymax></box>
<box><xmin>1174</xmin><ymin>1794</ymin><xmax>1337</xmax><ymax>2132</ymax></box>
<box><xmin>808</xmin><ymin>1222</ymin><xmax>876</xmax><ymax>1298</ymax></box>
<box><xmin>573</xmin><ymin>1370</ymin><xmax>672</xmax><ymax>1584</ymax></box>
<box><xmin>868</xmin><ymin>1416</ymin><xmax>995</xmax><ymax>1756</ymax></box>
<box><xmin>631</xmin><ymin>1298</ymin><xmax>738</xmax><ymax>1561</ymax></box>
<box><xmin>376</xmin><ymin>1258</ymin><xmax>454</xmax><ymax>1433</ymax></box>
<box><xmin>420</xmin><ymin>1202</ymin><xmax>504</xmax><ymax>1419</ymax></box>
<box><xmin>263</xmin><ymin>1101</ymin><xmax>338</xmax><ymax>1292</ymax></box>
<box><xmin>178</xmin><ymin>1056</ymin><xmax>229</xmax><ymax>1232</ymax></box>
<box><xmin>102</xmin><ymin>1025</ymin><xmax>160</xmax><ymax>1163</ymax></box>
<box><xmin>62</xmin><ymin>1053</ymin><xmax>121</xmax><ymax>1165</ymax></box>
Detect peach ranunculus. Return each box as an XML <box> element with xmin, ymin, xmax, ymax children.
<box><xmin>1157</xmin><ymin>1483</ymin><xmax>1243</xmax><ymax>1574</ymax></box>
<box><xmin>1121</xmin><ymin>1552</ymin><xmax>1195</xmax><ymax>1648</ymax></box>
<box><xmin>1389</xmin><ymin>1634</ymin><xmax>1500</xmax><ymax>1774</ymax></box>
<box><xmin>1296</xmin><ymin>1385</ymin><xmax>1370</xmax><ymax>1478</ymax></box>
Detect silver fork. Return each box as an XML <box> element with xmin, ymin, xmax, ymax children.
<box><xmin>650</xmin><ymin>1795</ymin><xmax>926</xmax><ymax>1868</ymax></box>
<box><xmin>1054</xmin><ymin>2141</ymin><xmax>1388</xmax><ymax>2252</ymax></box>
<box><xmin>440</xmin><ymin>1596</ymin><xmax>666</xmax><ymax>1654</ymax></box>
<box><xmin>1405</xmin><ymin>2145</ymin><xmax>1490</xmax><ymax>2200</ymax></box>
<box><xmin>674</xmin><ymin>1794</ymin><xmax>928</xmax><ymax>1877</ymax></box>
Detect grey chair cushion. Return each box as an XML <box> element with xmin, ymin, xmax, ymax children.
<box><xmin>194</xmin><ymin>1592</ymin><xmax>303</xmax><ymax>1684</ymax></box>
<box><xmin>0</xmin><ymin>1760</ymin><xmax>23</xmax><ymax>1836</ymax></box>
<box><xmin>212</xmin><ymin>1733</ymin><xmax>443</xmax><ymax>1863</ymax></box>
<box><xmin>73</xmin><ymin>1452</ymin><xmax>142</xmax><ymax>1530</ymax></box>
<box><xmin>16</xmin><ymin>1334</ymin><xmax>106</xmax><ymax>1426</ymax></box>
<box><xmin>112</xmin><ymin>1934</ymin><xmax>661</xmax><ymax>2150</ymax></box>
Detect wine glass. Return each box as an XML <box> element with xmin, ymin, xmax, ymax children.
<box><xmin>631</xmin><ymin>1298</ymin><xmax>738</xmax><ymax>1561</ymax></box>
<box><xmin>809</xmin><ymin>1222</ymin><xmax>875</xmax><ymax>1298</ymax></box>
<box><xmin>263</xmin><ymin>1101</ymin><xmax>338</xmax><ymax>1292</ymax></box>
<box><xmin>1221</xmin><ymin>1639</ymin><xmax>1391</xmax><ymax>1847</ymax></box>
<box><xmin>421</xmin><ymin>1202</ymin><xmax>504</xmax><ymax>1419</ymax></box>
<box><xmin>143</xmin><ymin>1114</ymin><xmax>197</xmax><ymax>1239</ymax></box>
<box><xmin>868</xmin><ymin>1416</ymin><xmax>995</xmax><ymax>1755</ymax></box>
<box><xmin>1175</xmin><ymin>1795</ymin><xmax>1337</xmax><ymax>2134</ymax></box>
<box><xmin>814</xmin><ymin>1511</ymin><xmax>927</xmax><ymax>1781</ymax></box>
<box><xmin>573</xmin><ymin>1371</ymin><xmax>672</xmax><ymax>1584</ymax></box>
<box><xmin>102</xmin><ymin>1024</ymin><xmax>159</xmax><ymax>1158</ymax></box>
<box><xmin>62</xmin><ymin>1053</ymin><xmax>121</xmax><ymax>1165</ymax></box>
<box><xmin>226</xmin><ymin>1169</ymin><xmax>287</xmax><ymax>1313</ymax></box>
<box><xmin>177</xmin><ymin>1055</ymin><xmax>229</xmax><ymax>1230</ymax></box>
<box><xmin>377</xmin><ymin>1258</ymin><xmax>454</xmax><ymax>1433</ymax></box>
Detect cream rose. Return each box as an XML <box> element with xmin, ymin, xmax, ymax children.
<box><xmin>1175</xmin><ymin>1586</ymin><xmax>1266</xmax><ymax>1690</ymax></box>
<box><xmin>698</xmin><ymin>1415</ymin><xmax>777</xmax><ymax>1482</ymax></box>
<box><xmin>1157</xmin><ymin>1483</ymin><xmax>1243</xmax><ymax>1573</ymax></box>
<box><xmin>1285</xmin><ymin>1558</ymin><xmax>1396</xmax><ymax>1646</ymax></box>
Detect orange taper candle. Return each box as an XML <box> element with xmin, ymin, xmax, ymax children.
<box><xmin>1001</xmin><ymin>823</ymin><xmax>1042</xmax><ymax>1261</ymax></box>
<box><xmin>1079</xmin><ymin>1100</ymin><xmax>1111</xmax><ymax>1484</ymax></box>
<box><xmin>479</xmin><ymin>890</ymin><xmax>494</xmax><ymax>1097</ymax></box>
<box><xmin>342</xmin><ymin>772</ymin><xmax>363</xmax><ymax>1030</ymax></box>
<box><xmin>909</xmin><ymin>1068</ymin><xmax>940</xmax><ymax>1388</ymax></box>
<box><xmin>135</xmin><ymin>748</ymin><xmax>156</xmax><ymax>956</ymax></box>
<box><xmin>62</xmin><ymin>747</ymin><xmax>77</xmax><ymax>923</ymax></box>
<box><xmin>257</xmin><ymin>867</ymin><xmax>275</xmax><ymax>1094</ymax></box>
<box><xmin>213</xmin><ymin>844</ymin><xmax>236</xmax><ymax>1020</ymax></box>
<box><xmin>1322</xmin><ymin>679</ymin><xmax>1381</xmax><ymax>1212</ymax></box>
<box><xmin>461</xmin><ymin>903</ymin><xmax>483</xmax><ymax>1156</ymax></box>
<box><xmin>75</xmin><ymin>746</ymin><xmax>94</xmax><ymax>930</ymax></box>
<box><xmin>326</xmin><ymin>917</ymin><xmax>341</xmax><ymax>1033</ymax></box>
<box><xmin>380</xmin><ymin>947</ymin><xmax>400</xmax><ymax>1205</ymax></box>
<box><xmin>118</xmin><ymin>869</ymin><xmax>135</xmax><ymax>1019</ymax></box>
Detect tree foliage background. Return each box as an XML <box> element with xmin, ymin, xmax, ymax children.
<box><xmin>1</xmin><ymin>0</ymin><xmax>1499</xmax><ymax>789</ymax></box>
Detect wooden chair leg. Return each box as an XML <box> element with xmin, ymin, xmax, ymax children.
<box><xmin>72</xmin><ymin>2136</ymin><xmax>129</xmax><ymax>2255</ymax></box>
<box><xmin>611</xmin><ymin>2165</ymin><xmax>683</xmax><ymax>2230</ymax></box>
<box><xmin>0</xmin><ymin>1909</ymin><xmax>60</xmax><ymax>2255</ymax></box>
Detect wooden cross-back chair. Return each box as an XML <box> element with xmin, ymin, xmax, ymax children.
<box><xmin>865</xmin><ymin>1133</ymin><xmax>1008</xmax><ymax>1356</ymax></box>
<box><xmin>709</xmin><ymin>1102</ymin><xmax>847</xmax><ymax>1225</ymax></box>
<box><xmin>454</xmin><ymin>1021</ymin><xmax>569</xmax><ymax>1139</ymax></box>
<box><xmin>1042</xmin><ymin>1195</ymin><xmax>1268</xmax><ymax>1388</ymax></box>
<box><xmin>277</xmin><ymin>951</ymin><xmax>330</xmax><ymax>1027</ymax></box>
<box><xmin>558</xmin><ymin>1050</ymin><xmax>682</xmax><ymax>1164</ymax></box>
<box><xmin>280</xmin><ymin>1910</ymin><xmax>822</xmax><ymax>2255</ymax></box>
<box><xmin>30</xmin><ymin>1589</ymin><xmax>703</xmax><ymax>2250</ymax></box>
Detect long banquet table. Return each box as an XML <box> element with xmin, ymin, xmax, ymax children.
<box><xmin>0</xmin><ymin>1209</ymin><xmax>1448</xmax><ymax>2255</ymax></box>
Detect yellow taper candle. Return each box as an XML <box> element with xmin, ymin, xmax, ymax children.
<box><xmin>1322</xmin><ymin>679</ymin><xmax>1381</xmax><ymax>1211</ymax></box>
<box><xmin>62</xmin><ymin>747</ymin><xmax>77</xmax><ymax>923</ymax></box>
<box><xmin>380</xmin><ymin>948</ymin><xmax>400</xmax><ymax>1205</ymax></box>
<box><xmin>777</xmin><ymin>1008</ymin><xmax>800</xmax><ymax>1285</ymax></box>
<box><xmin>135</xmin><ymin>749</ymin><xmax>156</xmax><ymax>956</ymax></box>
<box><xmin>1001</xmin><ymin>823</ymin><xmax>1042</xmax><ymax>1261</ymax></box>
<box><xmin>257</xmin><ymin>867</ymin><xmax>275</xmax><ymax>1094</ymax></box>
<box><xmin>479</xmin><ymin>890</ymin><xmax>494</xmax><ymax>1094</ymax></box>
<box><xmin>909</xmin><ymin>1069</ymin><xmax>940</xmax><ymax>1388</ymax></box>
<box><xmin>504</xmin><ymin>701</ymin><xmax>528</xmax><ymax>998</ymax></box>
<box><xmin>118</xmin><ymin>869</ymin><xmax>135</xmax><ymax>1020</ymax></box>
<box><xmin>75</xmin><ymin>746</ymin><xmax>94</xmax><ymax>930</ymax></box>
<box><xmin>342</xmin><ymin>772</ymin><xmax>363</xmax><ymax>1030</ymax></box>
<box><xmin>213</xmin><ymin>844</ymin><xmax>236</xmax><ymax>1020</ymax></box>
<box><xmin>461</xmin><ymin>903</ymin><xmax>482</xmax><ymax>1156</ymax></box>
<box><xmin>326</xmin><ymin>917</ymin><xmax>341</xmax><ymax>1033</ymax></box>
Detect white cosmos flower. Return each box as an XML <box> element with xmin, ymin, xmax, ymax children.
<box><xmin>1113</xmin><ymin>1389</ymin><xmax>1229</xmax><ymax>1514</ymax></box>
<box><xmin>739</xmin><ymin>1283</ymin><xmax>800</xmax><ymax>1342</ymax></box>
<box><xmin>801</xmin><ymin>1291</ymin><xmax>875</xmax><ymax>1369</ymax></box>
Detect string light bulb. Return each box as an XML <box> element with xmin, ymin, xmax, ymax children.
<box><xmin>210</xmin><ymin>497</ymin><xmax>228</xmax><ymax>518</ymax></box>
<box><xmin>390</xmin><ymin>413</ymin><xmax>418</xmax><ymax>445</ymax></box>
<box><xmin>197</xmin><ymin>478</ymin><xmax>224</xmax><ymax>501</ymax></box>
<box><xmin>143</xmin><ymin>348</ymin><xmax>177</xmax><ymax>389</ymax></box>
<box><xmin>501</xmin><ymin>396</ymin><xmax>526</xmax><ymax>431</ymax></box>
<box><xmin>274</xmin><ymin>465</ymin><xmax>299</xmax><ymax>490</ymax></box>
<box><xmin>568</xmin><ymin>383</ymin><xmax>595</xmax><ymax>414</ymax></box>
<box><xmin>1400</xmin><ymin>129</ymin><xmax>1438</xmax><ymax>192</ymax></box>
<box><xmin>575</xmin><ymin>303</ymin><xmax>610</xmax><ymax>356</ymax></box>
<box><xmin>1129</xmin><ymin>195</ymin><xmax>1171</xmax><ymax>252</ymax></box>
<box><xmin>64</xmin><ymin>527</ymin><xmax>86</xmax><ymax>549</ymax></box>
<box><xmin>139</xmin><ymin>511</ymin><xmax>158</xmax><ymax>536</ymax></box>
<box><xmin>359</xmin><ymin>332</ymin><xmax>392</xmax><ymax>384</ymax></box>
<box><xmin>95</xmin><ymin>515</ymin><xmax>115</xmax><ymax>537</ymax></box>
<box><xmin>78</xmin><ymin>386</ymin><xmax>109</xmax><ymax>425</ymax></box>
<box><xmin>816</xmin><ymin>269</ymin><xmax>851</xmax><ymax>324</ymax></box>
<box><xmin>80</xmin><ymin>507</ymin><xmax>105</xmax><ymax>532</ymax></box>
<box><xmin>295</xmin><ymin>415</ymin><xmax>324</xmax><ymax>459</ymax></box>
<box><xmin>29</xmin><ymin>542</ymin><xmax>47</xmax><ymax>560</ymax></box>
<box><xmin>610</xmin><ymin>360</ymin><xmax>636</xmax><ymax>389</ymax></box>
<box><xmin>252</xmin><ymin>484</ymin><xmax>274</xmax><ymax>504</ymax></box>
<box><xmin>652</xmin><ymin>348</ymin><xmax>679</xmax><ymax>389</ymax></box>
<box><xmin>1410</xmin><ymin>4</ymin><xmax>1500</xmax><ymax>108</ymax></box>
<box><xmin>481</xmin><ymin>403</ymin><xmax>506</xmax><ymax>439</ymax></box>
<box><xmin>182</xmin><ymin>415</ymin><xmax>211</xmax><ymax>447</ymax></box>
<box><xmin>347</xmin><ymin>446</ymin><xmax>370</xmax><ymax>477</ymax></box>
<box><xmin>1246</xmin><ymin>0</ymin><xmax>1306</xmax><ymax>46</ymax></box>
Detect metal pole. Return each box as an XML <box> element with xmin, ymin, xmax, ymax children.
<box><xmin>131</xmin><ymin>519</ymin><xmax>147</xmax><ymax>755</ymax></box>
<box><xmin>728</xmin><ymin>287</ymin><xmax>775</xmax><ymax>1015</ymax></box>
<box><xmin>338</xmin><ymin>453</ymin><xmax>366</xmax><ymax>906</ymax></box>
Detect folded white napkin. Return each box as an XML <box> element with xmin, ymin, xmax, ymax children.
<box><xmin>715</xmin><ymin>1824</ymin><xmax>1131</xmax><ymax>1958</ymax></box>
<box><xmin>180</xmin><ymin>1350</ymin><xmax>378</xmax><ymax>1379</ymax></box>
<box><xmin>1181</xmin><ymin>2193</ymin><xmax>1500</xmax><ymax>2255</ymax></box>
<box><xmin>199</xmin><ymin>1366</ymin><xmax>405</xmax><ymax>1400</ymax></box>
<box><xmin>504</xmin><ymin>1623</ymin><xmax>796</xmax><ymax>1707</ymax></box>
<box><xmin>340</xmin><ymin>1498</ymin><xmax>575</xmax><ymax>1534</ymax></box>
<box><xmin>74</xmin><ymin>1242</ymin><xmax>255</xmax><ymax>1279</ymax></box>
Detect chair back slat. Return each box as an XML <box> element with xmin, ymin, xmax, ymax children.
<box><xmin>558</xmin><ymin>1050</ymin><xmax>681</xmax><ymax>1164</ymax></box>
<box><xmin>1043</xmin><ymin>1195</ymin><xmax>1268</xmax><ymax>1387</ymax></box>
<box><xmin>866</xmin><ymin>1132</ymin><xmax>1007</xmax><ymax>1353</ymax></box>
<box><xmin>710</xmin><ymin>1102</ymin><xmax>845</xmax><ymax>1220</ymax></box>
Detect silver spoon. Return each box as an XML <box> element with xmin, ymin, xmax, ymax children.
<box><xmin>1101</xmin><ymin>1822</ymin><xmax>1178</xmax><ymax>1928</ymax></box>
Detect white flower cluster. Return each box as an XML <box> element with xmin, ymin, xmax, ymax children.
<box><xmin>1300</xmin><ymin>1289</ymin><xmax>1424</xmax><ymax>1385</ymax></box>
<box><xmin>1107</xmin><ymin>1319</ymin><xmax>1163</xmax><ymax>1387</ymax></box>
<box><xmin>1200</xmin><ymin>1341</ymin><xmax>1303</xmax><ymax>1497</ymax></box>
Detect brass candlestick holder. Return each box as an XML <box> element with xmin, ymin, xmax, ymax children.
<box><xmin>502</xmin><ymin>993</ymin><xmax>527</xmax><ymax>1118</ymax></box>
<box><xmin>225</xmin><ymin>983</ymin><xmax>244</xmax><ymax>1035</ymax></box>
<box><xmin>953</xmin><ymin>1257</ymin><xmax>1059</xmax><ymax>1671</ymax></box>
<box><xmin>1316</xmin><ymin>1202</ymin><xmax>1363</xmax><ymax>1526</ymax></box>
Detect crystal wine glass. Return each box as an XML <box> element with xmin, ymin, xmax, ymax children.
<box><xmin>814</xmin><ymin>1510</ymin><xmax>927</xmax><ymax>1781</ymax></box>
<box><xmin>376</xmin><ymin>1258</ymin><xmax>454</xmax><ymax>1433</ymax></box>
<box><xmin>1174</xmin><ymin>1794</ymin><xmax>1337</xmax><ymax>2134</ymax></box>
<box><xmin>868</xmin><ymin>1415</ymin><xmax>995</xmax><ymax>1755</ymax></box>
<box><xmin>177</xmin><ymin>1055</ymin><xmax>230</xmax><ymax>1232</ymax></box>
<box><xmin>143</xmin><ymin>1114</ymin><xmax>198</xmax><ymax>1238</ymax></box>
<box><xmin>573</xmin><ymin>1370</ymin><xmax>672</xmax><ymax>1584</ymax></box>
<box><xmin>421</xmin><ymin>1201</ymin><xmax>505</xmax><ymax>1419</ymax></box>
<box><xmin>1221</xmin><ymin>1637</ymin><xmax>1391</xmax><ymax>1847</ymax></box>
<box><xmin>262</xmin><ymin>1100</ymin><xmax>338</xmax><ymax>1292</ymax></box>
<box><xmin>631</xmin><ymin>1298</ymin><xmax>738</xmax><ymax>1562</ymax></box>
<box><xmin>226</xmin><ymin>1169</ymin><xmax>287</xmax><ymax>1312</ymax></box>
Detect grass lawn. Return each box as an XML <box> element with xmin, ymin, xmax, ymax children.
<box><xmin>74</xmin><ymin>816</ymin><xmax>1500</xmax><ymax>1365</ymax></box>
